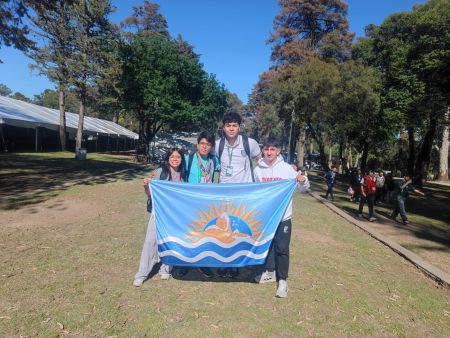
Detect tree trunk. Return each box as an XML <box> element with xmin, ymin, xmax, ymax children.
<box><xmin>437</xmin><ymin>109</ymin><xmax>449</xmax><ymax>182</ymax></box>
<box><xmin>328</xmin><ymin>144</ymin><xmax>332</xmax><ymax>167</ymax></box>
<box><xmin>360</xmin><ymin>143</ymin><xmax>369</xmax><ymax>173</ymax></box>
<box><xmin>415</xmin><ymin>115</ymin><xmax>438</xmax><ymax>179</ymax></box>
<box><xmin>112</xmin><ymin>112</ymin><xmax>119</xmax><ymax>124</ymax></box>
<box><xmin>306</xmin><ymin>122</ymin><xmax>329</xmax><ymax>171</ymax></box>
<box><xmin>407</xmin><ymin>127</ymin><xmax>415</xmax><ymax>176</ymax></box>
<box><xmin>347</xmin><ymin>147</ymin><xmax>353</xmax><ymax>168</ymax></box>
<box><xmin>288</xmin><ymin>128</ymin><xmax>298</xmax><ymax>164</ymax></box>
<box><xmin>338</xmin><ymin>143</ymin><xmax>344</xmax><ymax>173</ymax></box>
<box><xmin>76</xmin><ymin>91</ymin><xmax>86</xmax><ymax>150</ymax></box>
<box><xmin>58</xmin><ymin>87</ymin><xmax>67</xmax><ymax>151</ymax></box>
<box><xmin>296</xmin><ymin>126</ymin><xmax>306</xmax><ymax>167</ymax></box>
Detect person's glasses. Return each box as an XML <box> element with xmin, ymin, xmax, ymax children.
<box><xmin>199</xmin><ymin>142</ymin><xmax>212</xmax><ymax>147</ymax></box>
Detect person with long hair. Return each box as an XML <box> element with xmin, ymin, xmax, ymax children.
<box><xmin>133</xmin><ymin>148</ymin><xmax>186</xmax><ymax>287</ymax></box>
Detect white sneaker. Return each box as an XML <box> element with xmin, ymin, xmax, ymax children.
<box><xmin>276</xmin><ymin>279</ymin><xmax>288</xmax><ymax>298</ymax></box>
<box><xmin>358</xmin><ymin>214</ymin><xmax>363</xmax><ymax>218</ymax></box>
<box><xmin>254</xmin><ymin>270</ymin><xmax>276</xmax><ymax>284</ymax></box>
<box><xmin>133</xmin><ymin>278</ymin><xmax>144</xmax><ymax>287</ymax></box>
<box><xmin>160</xmin><ymin>273</ymin><xmax>171</xmax><ymax>280</ymax></box>
<box><xmin>369</xmin><ymin>217</ymin><xmax>376</xmax><ymax>222</ymax></box>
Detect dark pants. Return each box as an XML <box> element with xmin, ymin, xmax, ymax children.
<box><xmin>358</xmin><ymin>194</ymin><xmax>375</xmax><ymax>218</ymax></box>
<box><xmin>351</xmin><ymin>184</ymin><xmax>361</xmax><ymax>202</ymax></box>
<box><xmin>325</xmin><ymin>183</ymin><xmax>334</xmax><ymax>200</ymax></box>
<box><xmin>264</xmin><ymin>219</ymin><xmax>292</xmax><ymax>280</ymax></box>
<box><xmin>391</xmin><ymin>195</ymin><xmax>408</xmax><ymax>221</ymax></box>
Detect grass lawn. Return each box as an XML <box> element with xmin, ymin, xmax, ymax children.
<box><xmin>0</xmin><ymin>153</ymin><xmax>449</xmax><ymax>337</ymax></box>
<box><xmin>0</xmin><ymin>152</ymin><xmax>151</xmax><ymax>210</ymax></box>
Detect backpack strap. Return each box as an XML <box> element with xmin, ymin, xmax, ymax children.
<box><xmin>186</xmin><ymin>153</ymin><xmax>195</xmax><ymax>181</ymax></box>
<box><xmin>159</xmin><ymin>167</ymin><xmax>169</xmax><ymax>181</ymax></box>
<box><xmin>242</xmin><ymin>135</ymin><xmax>255</xmax><ymax>182</ymax></box>
<box><xmin>218</xmin><ymin>137</ymin><xmax>225</xmax><ymax>160</ymax></box>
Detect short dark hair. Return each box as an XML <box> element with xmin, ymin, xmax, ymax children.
<box><xmin>262</xmin><ymin>137</ymin><xmax>281</xmax><ymax>148</ymax></box>
<box><xmin>197</xmin><ymin>131</ymin><xmax>214</xmax><ymax>145</ymax></box>
<box><xmin>222</xmin><ymin>112</ymin><xmax>242</xmax><ymax>126</ymax></box>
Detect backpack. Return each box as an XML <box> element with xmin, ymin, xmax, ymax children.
<box><xmin>186</xmin><ymin>152</ymin><xmax>218</xmax><ymax>182</ymax></box>
<box><xmin>218</xmin><ymin>135</ymin><xmax>255</xmax><ymax>182</ymax></box>
<box><xmin>146</xmin><ymin>168</ymin><xmax>170</xmax><ymax>213</ymax></box>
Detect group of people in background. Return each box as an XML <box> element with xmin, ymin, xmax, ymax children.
<box><xmin>325</xmin><ymin>167</ymin><xmax>425</xmax><ymax>225</ymax></box>
<box><xmin>133</xmin><ymin>112</ymin><xmax>310</xmax><ymax>298</ymax></box>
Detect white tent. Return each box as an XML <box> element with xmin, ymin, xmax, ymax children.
<box><xmin>0</xmin><ymin>95</ymin><xmax>138</xmax><ymax>140</ymax></box>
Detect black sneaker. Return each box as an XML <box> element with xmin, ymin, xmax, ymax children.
<box><xmin>173</xmin><ymin>267</ymin><xmax>188</xmax><ymax>278</ymax></box>
<box><xmin>198</xmin><ymin>267</ymin><xmax>214</xmax><ymax>278</ymax></box>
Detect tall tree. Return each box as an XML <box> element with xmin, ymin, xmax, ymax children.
<box><xmin>28</xmin><ymin>0</ymin><xmax>75</xmax><ymax>151</ymax></box>
<box><xmin>120</xmin><ymin>35</ymin><xmax>209</xmax><ymax>143</ymax></box>
<box><xmin>68</xmin><ymin>0</ymin><xmax>115</xmax><ymax>151</ymax></box>
<box><xmin>0</xmin><ymin>0</ymin><xmax>32</xmax><ymax>59</ymax></box>
<box><xmin>266</xmin><ymin>0</ymin><xmax>354</xmax><ymax>165</ymax></box>
<box><xmin>268</xmin><ymin>0</ymin><xmax>353</xmax><ymax>65</ymax></box>
<box><xmin>120</xmin><ymin>0</ymin><xmax>169</xmax><ymax>41</ymax></box>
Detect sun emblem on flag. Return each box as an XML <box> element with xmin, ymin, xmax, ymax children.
<box><xmin>185</xmin><ymin>200</ymin><xmax>264</xmax><ymax>244</ymax></box>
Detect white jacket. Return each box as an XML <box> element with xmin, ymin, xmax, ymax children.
<box><xmin>254</xmin><ymin>155</ymin><xmax>310</xmax><ymax>221</ymax></box>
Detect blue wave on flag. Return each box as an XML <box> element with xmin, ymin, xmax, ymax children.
<box><xmin>151</xmin><ymin>179</ymin><xmax>297</xmax><ymax>267</ymax></box>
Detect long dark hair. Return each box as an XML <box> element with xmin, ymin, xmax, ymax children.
<box><xmin>160</xmin><ymin>147</ymin><xmax>187</xmax><ymax>182</ymax></box>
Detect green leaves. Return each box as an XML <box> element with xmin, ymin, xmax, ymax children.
<box><xmin>120</xmin><ymin>35</ymin><xmax>228</xmax><ymax>142</ymax></box>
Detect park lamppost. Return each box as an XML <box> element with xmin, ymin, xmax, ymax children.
<box><xmin>287</xmin><ymin>109</ymin><xmax>294</xmax><ymax>163</ymax></box>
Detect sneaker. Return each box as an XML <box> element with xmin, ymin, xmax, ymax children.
<box><xmin>369</xmin><ymin>217</ymin><xmax>376</xmax><ymax>222</ymax></box>
<box><xmin>173</xmin><ymin>268</ymin><xmax>188</xmax><ymax>278</ymax></box>
<box><xmin>358</xmin><ymin>214</ymin><xmax>363</xmax><ymax>218</ymax></box>
<box><xmin>403</xmin><ymin>220</ymin><xmax>410</xmax><ymax>225</ymax></box>
<box><xmin>276</xmin><ymin>279</ymin><xmax>288</xmax><ymax>298</ymax></box>
<box><xmin>198</xmin><ymin>267</ymin><xmax>214</xmax><ymax>278</ymax></box>
<box><xmin>160</xmin><ymin>273</ymin><xmax>171</xmax><ymax>280</ymax></box>
<box><xmin>254</xmin><ymin>270</ymin><xmax>276</xmax><ymax>284</ymax></box>
<box><xmin>133</xmin><ymin>278</ymin><xmax>144</xmax><ymax>287</ymax></box>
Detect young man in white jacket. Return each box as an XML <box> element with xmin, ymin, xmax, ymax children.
<box><xmin>253</xmin><ymin>138</ymin><xmax>310</xmax><ymax>298</ymax></box>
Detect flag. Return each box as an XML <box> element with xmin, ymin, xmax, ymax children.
<box><xmin>151</xmin><ymin>179</ymin><xmax>297</xmax><ymax>267</ymax></box>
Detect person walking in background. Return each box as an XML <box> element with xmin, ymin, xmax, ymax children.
<box><xmin>358</xmin><ymin>170</ymin><xmax>377</xmax><ymax>222</ymax></box>
<box><xmin>324</xmin><ymin>166</ymin><xmax>337</xmax><ymax>200</ymax></box>
<box><xmin>375</xmin><ymin>171</ymin><xmax>386</xmax><ymax>204</ymax></box>
<box><xmin>385</xmin><ymin>172</ymin><xmax>395</xmax><ymax>204</ymax></box>
<box><xmin>391</xmin><ymin>174</ymin><xmax>425</xmax><ymax>225</ymax></box>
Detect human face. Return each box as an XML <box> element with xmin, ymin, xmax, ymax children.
<box><xmin>197</xmin><ymin>138</ymin><xmax>212</xmax><ymax>157</ymax></box>
<box><xmin>262</xmin><ymin>145</ymin><xmax>280</xmax><ymax>166</ymax></box>
<box><xmin>223</xmin><ymin>122</ymin><xmax>240</xmax><ymax>141</ymax></box>
<box><xmin>168</xmin><ymin>151</ymin><xmax>182</xmax><ymax>170</ymax></box>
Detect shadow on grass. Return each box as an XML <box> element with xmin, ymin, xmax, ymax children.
<box><xmin>308</xmin><ymin>171</ymin><xmax>450</xmax><ymax>248</ymax></box>
<box><xmin>0</xmin><ymin>153</ymin><xmax>152</xmax><ymax>210</ymax></box>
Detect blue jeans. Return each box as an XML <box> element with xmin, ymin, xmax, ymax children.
<box><xmin>392</xmin><ymin>195</ymin><xmax>407</xmax><ymax>221</ymax></box>
<box><xmin>325</xmin><ymin>183</ymin><xmax>334</xmax><ymax>199</ymax></box>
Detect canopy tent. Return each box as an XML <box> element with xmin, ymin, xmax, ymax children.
<box><xmin>0</xmin><ymin>95</ymin><xmax>138</xmax><ymax>140</ymax></box>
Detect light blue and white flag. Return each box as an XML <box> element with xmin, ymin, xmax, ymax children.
<box><xmin>151</xmin><ymin>179</ymin><xmax>297</xmax><ymax>267</ymax></box>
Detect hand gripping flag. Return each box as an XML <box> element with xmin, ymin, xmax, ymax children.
<box><xmin>151</xmin><ymin>179</ymin><xmax>297</xmax><ymax>267</ymax></box>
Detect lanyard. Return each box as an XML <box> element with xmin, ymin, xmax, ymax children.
<box><xmin>226</xmin><ymin>145</ymin><xmax>233</xmax><ymax>166</ymax></box>
<box><xmin>197</xmin><ymin>154</ymin><xmax>212</xmax><ymax>176</ymax></box>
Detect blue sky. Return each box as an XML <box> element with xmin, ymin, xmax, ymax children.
<box><xmin>0</xmin><ymin>0</ymin><xmax>426</xmax><ymax>104</ymax></box>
